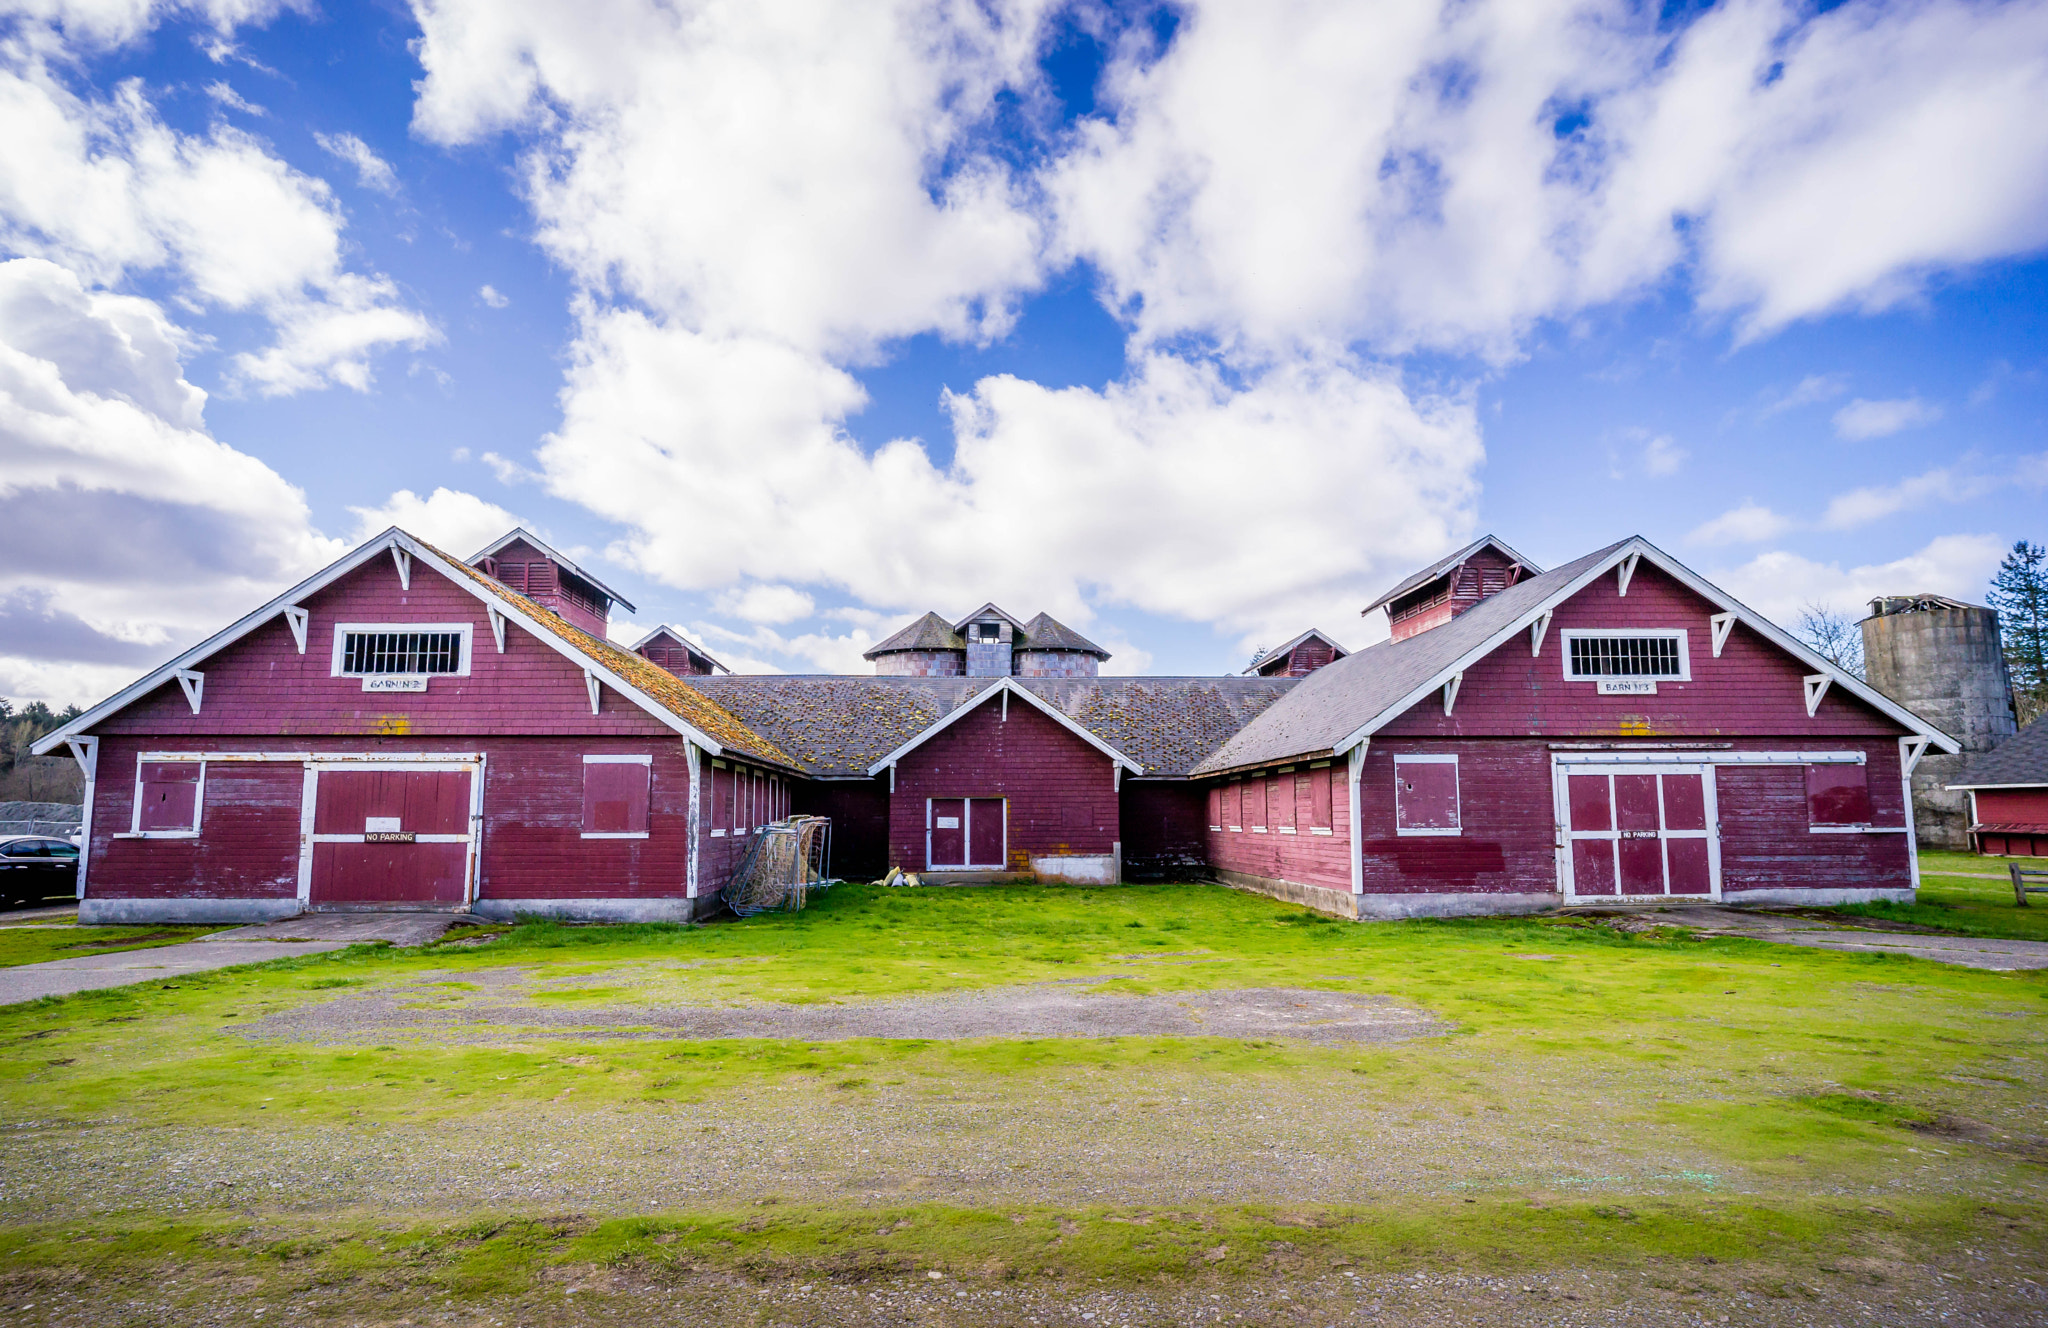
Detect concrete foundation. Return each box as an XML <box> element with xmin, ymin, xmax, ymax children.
<box><xmin>1357</xmin><ymin>891</ymin><xmax>1562</xmax><ymax>919</ymax></box>
<box><xmin>78</xmin><ymin>897</ymin><xmax>304</xmax><ymax>926</ymax></box>
<box><xmin>1214</xmin><ymin>869</ymin><xmax>1360</xmax><ymax>919</ymax></box>
<box><xmin>1720</xmin><ymin>887</ymin><xmax>1915</xmax><ymax>908</ymax></box>
<box><xmin>1029</xmin><ymin>853</ymin><xmax>1118</xmax><ymax>884</ymax></box>
<box><xmin>470</xmin><ymin>896</ymin><xmax>716</xmax><ymax>924</ymax></box>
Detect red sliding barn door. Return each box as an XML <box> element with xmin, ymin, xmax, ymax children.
<box><xmin>309</xmin><ymin>767</ymin><xmax>474</xmax><ymax>907</ymax></box>
<box><xmin>1560</xmin><ymin>766</ymin><xmax>1717</xmax><ymax>901</ymax></box>
<box><xmin>929</xmin><ymin>798</ymin><xmax>966</xmax><ymax>868</ymax></box>
<box><xmin>968</xmin><ymin>798</ymin><xmax>1005</xmax><ymax>867</ymax></box>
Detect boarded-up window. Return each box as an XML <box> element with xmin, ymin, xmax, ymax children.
<box><xmin>582</xmin><ymin>759</ymin><xmax>650</xmax><ymax>836</ymax></box>
<box><xmin>1222</xmin><ymin>782</ymin><xmax>1240</xmax><ymax>829</ymax></box>
<box><xmin>1394</xmin><ymin>756</ymin><xmax>1460</xmax><ymax>835</ymax></box>
<box><xmin>1274</xmin><ymin>772</ymin><xmax>1297</xmax><ymax>831</ymax></box>
<box><xmin>1207</xmin><ymin>786</ymin><xmax>1222</xmax><ymax>830</ymax></box>
<box><xmin>1247</xmin><ymin>777</ymin><xmax>1268</xmax><ymax>829</ymax></box>
<box><xmin>1806</xmin><ymin>763</ymin><xmax>1872</xmax><ymax>826</ymax></box>
<box><xmin>136</xmin><ymin>760</ymin><xmax>201</xmax><ymax>833</ymax></box>
<box><xmin>1310</xmin><ymin>766</ymin><xmax>1333</xmax><ymax>829</ymax></box>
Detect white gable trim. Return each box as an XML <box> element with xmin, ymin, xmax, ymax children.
<box><xmin>1329</xmin><ymin>537</ymin><xmax>1960</xmax><ymax>757</ymax></box>
<box><xmin>32</xmin><ymin>528</ymin><xmax>726</xmax><ymax>759</ymax></box>
<box><xmin>864</xmin><ymin>677</ymin><xmax>1143</xmax><ymax>777</ymax></box>
<box><xmin>949</xmin><ymin>602</ymin><xmax>1029</xmax><ymax>634</ymax></box>
<box><xmin>469</xmin><ymin>526</ymin><xmax>637</xmax><ymax>613</ymax></box>
<box><xmin>627</xmin><ymin>623</ymin><xmax>730</xmax><ymax>673</ymax></box>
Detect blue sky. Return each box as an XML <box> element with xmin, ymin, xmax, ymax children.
<box><xmin>1</xmin><ymin>0</ymin><xmax>2044</xmax><ymax>704</ymax></box>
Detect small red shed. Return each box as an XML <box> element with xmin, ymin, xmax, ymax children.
<box><xmin>1948</xmin><ymin>716</ymin><xmax>2048</xmax><ymax>856</ymax></box>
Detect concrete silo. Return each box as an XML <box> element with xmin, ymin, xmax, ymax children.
<box><xmin>1861</xmin><ymin>594</ymin><xmax>2018</xmax><ymax>848</ymax></box>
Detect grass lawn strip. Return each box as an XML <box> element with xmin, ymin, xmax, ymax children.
<box><xmin>0</xmin><ymin>925</ymin><xmax>234</xmax><ymax>969</ymax></box>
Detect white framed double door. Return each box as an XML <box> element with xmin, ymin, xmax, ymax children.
<box><xmin>1555</xmin><ymin>762</ymin><xmax>1721</xmax><ymax>902</ymax></box>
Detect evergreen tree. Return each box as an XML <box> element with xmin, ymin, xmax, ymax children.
<box><xmin>1988</xmin><ymin>540</ymin><xmax>2048</xmax><ymax>725</ymax></box>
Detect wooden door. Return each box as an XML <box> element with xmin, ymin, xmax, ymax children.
<box><xmin>309</xmin><ymin>767</ymin><xmax>473</xmax><ymax>907</ymax></box>
<box><xmin>967</xmin><ymin>797</ymin><xmax>1005</xmax><ymax>867</ymax></box>
<box><xmin>1560</xmin><ymin>766</ymin><xmax>1717</xmax><ymax>901</ymax></box>
<box><xmin>929</xmin><ymin>798</ymin><xmax>966</xmax><ymax>868</ymax></box>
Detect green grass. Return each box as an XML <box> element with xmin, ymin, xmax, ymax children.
<box><xmin>1812</xmin><ymin>853</ymin><xmax>2048</xmax><ymax>942</ymax></box>
<box><xmin>0</xmin><ymin>922</ymin><xmax>231</xmax><ymax>968</ymax></box>
<box><xmin>1</xmin><ymin>881</ymin><xmax>2044</xmax><ymax>1305</ymax></box>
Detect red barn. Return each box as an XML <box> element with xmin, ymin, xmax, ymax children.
<box><xmin>33</xmin><ymin>529</ymin><xmax>1957</xmax><ymax>922</ymax></box>
<box><xmin>1949</xmin><ymin>717</ymin><xmax>2048</xmax><ymax>856</ymax></box>
<box><xmin>1190</xmin><ymin>537</ymin><xmax>1957</xmax><ymax>917</ymax></box>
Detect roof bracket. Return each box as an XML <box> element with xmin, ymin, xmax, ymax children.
<box><xmin>584</xmin><ymin>669</ymin><xmax>602</xmax><ymax>716</ymax></box>
<box><xmin>1001</xmin><ymin>688</ymin><xmax>1009</xmax><ymax>723</ymax></box>
<box><xmin>1803</xmin><ymin>673</ymin><xmax>1832</xmax><ymax>717</ymax></box>
<box><xmin>888</xmin><ymin>763</ymin><xmax>896</xmax><ymax>794</ymax></box>
<box><xmin>1443</xmin><ymin>671</ymin><xmax>1463</xmax><ymax>716</ymax></box>
<box><xmin>1530</xmin><ymin>609</ymin><xmax>1552</xmax><ymax>658</ymax></box>
<box><xmin>1710</xmin><ymin>611</ymin><xmax>1737</xmax><ymax>658</ymax></box>
<box><xmin>488</xmin><ymin>605</ymin><xmax>507</xmax><ymax>654</ymax></box>
<box><xmin>1616</xmin><ymin>551</ymin><xmax>1640</xmax><ymax>597</ymax></box>
<box><xmin>1900</xmin><ymin>734</ymin><xmax>1931</xmax><ymax>777</ymax></box>
<box><xmin>391</xmin><ymin>546</ymin><xmax>411</xmax><ymax>591</ymax></box>
<box><xmin>282</xmin><ymin>606</ymin><xmax>308</xmax><ymax>654</ymax></box>
<box><xmin>65</xmin><ymin>735</ymin><xmax>98</xmax><ymax>780</ymax></box>
<box><xmin>175</xmin><ymin>669</ymin><xmax>204</xmax><ymax>715</ymax></box>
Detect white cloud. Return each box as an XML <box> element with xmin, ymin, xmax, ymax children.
<box><xmin>1758</xmin><ymin>372</ymin><xmax>1849</xmax><ymax>418</ymax></box>
<box><xmin>478</xmin><ymin>284</ymin><xmax>508</xmax><ymax>308</ymax></box>
<box><xmin>203</xmin><ymin>80</ymin><xmax>263</xmax><ymax>115</ymax></box>
<box><xmin>0</xmin><ymin>49</ymin><xmax>433</xmax><ymax>394</ymax></box>
<box><xmin>1820</xmin><ymin>466</ymin><xmax>1991</xmax><ymax>530</ymax></box>
<box><xmin>480</xmin><ymin>449</ymin><xmax>540</xmax><ymax>485</ymax></box>
<box><xmin>312</xmin><ymin>130</ymin><xmax>397</xmax><ymax>194</ymax></box>
<box><xmin>346</xmin><ymin>486</ymin><xmax>521</xmax><ymax>557</ymax></box>
<box><xmin>1832</xmin><ymin>396</ymin><xmax>1943</xmax><ymax>440</ymax></box>
<box><xmin>1688</xmin><ymin>500</ymin><xmax>1792</xmax><ymax>546</ymax></box>
<box><xmin>713</xmin><ymin>583</ymin><xmax>817</xmax><ymax>625</ymax></box>
<box><xmin>1710</xmin><ymin>534</ymin><xmax>2007</xmax><ymax>626</ymax></box>
<box><xmin>1641</xmin><ymin>433</ymin><xmax>1686</xmax><ymax>476</ymax></box>
<box><xmin>5</xmin><ymin>1</ymin><xmax>298</xmax><ymax>51</ymax></box>
<box><xmin>0</xmin><ymin>256</ymin><xmax>342</xmax><ymax>703</ymax></box>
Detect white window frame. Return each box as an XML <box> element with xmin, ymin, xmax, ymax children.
<box><xmin>1393</xmin><ymin>754</ymin><xmax>1462</xmax><ymax>838</ymax></box>
<box><xmin>330</xmin><ymin>622</ymin><xmax>475</xmax><ymax>679</ymax></box>
<box><xmin>581</xmin><ymin>753</ymin><xmax>653</xmax><ymax>840</ymax></box>
<box><xmin>1559</xmin><ymin>628</ymin><xmax>1691</xmax><ymax>683</ymax></box>
<box><xmin>119</xmin><ymin>753</ymin><xmax>206</xmax><ymax>838</ymax></box>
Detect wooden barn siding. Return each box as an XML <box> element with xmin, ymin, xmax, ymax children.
<box><xmin>82</xmin><ymin>733</ymin><xmax>698</xmax><ymax>902</ymax></box>
<box><xmin>1120</xmin><ymin>781</ymin><xmax>1208</xmax><ymax>879</ymax></box>
<box><xmin>1347</xmin><ymin>736</ymin><xmax>1910</xmax><ymax>897</ymax></box>
<box><xmin>887</xmin><ymin>699</ymin><xmax>1118</xmax><ymax>872</ymax></box>
<box><xmin>794</xmin><ymin>778</ymin><xmax>890</xmax><ymax>880</ymax></box>
<box><xmin>88</xmin><ymin>736</ymin><xmax>302</xmax><ymax>900</ymax></box>
<box><xmin>1204</xmin><ymin>768</ymin><xmax>1353</xmax><ymax>891</ymax></box>
<box><xmin>1378</xmin><ymin>561</ymin><xmax>1908</xmax><ymax>742</ymax></box>
<box><xmin>1975</xmin><ymin>789</ymin><xmax>2048</xmax><ymax>825</ymax></box>
<box><xmin>92</xmin><ymin>557</ymin><xmax>676</xmax><ymax>740</ymax></box>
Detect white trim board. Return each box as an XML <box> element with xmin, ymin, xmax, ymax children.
<box><xmin>864</xmin><ymin>677</ymin><xmax>1143</xmax><ymax>777</ymax></box>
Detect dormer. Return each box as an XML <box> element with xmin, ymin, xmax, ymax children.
<box><xmin>1245</xmin><ymin>629</ymin><xmax>1348</xmax><ymax>678</ymax></box>
<box><xmin>470</xmin><ymin>527</ymin><xmax>636</xmax><ymax>639</ymax></box>
<box><xmin>631</xmin><ymin>625</ymin><xmax>728</xmax><ymax>678</ymax></box>
<box><xmin>953</xmin><ymin>603</ymin><xmax>1026</xmax><ymax>678</ymax></box>
<box><xmin>1364</xmin><ymin>536</ymin><xmax>1539</xmax><ymax>643</ymax></box>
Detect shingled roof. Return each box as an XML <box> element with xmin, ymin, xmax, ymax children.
<box><xmin>1950</xmin><ymin>716</ymin><xmax>2048</xmax><ymax>789</ymax></box>
<box><xmin>1019</xmin><ymin>613</ymin><xmax>1110</xmax><ymax>657</ymax></box>
<box><xmin>1193</xmin><ymin>543</ymin><xmax>1627</xmax><ymax>775</ymax></box>
<box><xmin>862</xmin><ymin>611</ymin><xmax>965</xmax><ymax>658</ymax></box>
<box><xmin>690</xmin><ymin>675</ymin><xmax>1295</xmax><ymax>778</ymax></box>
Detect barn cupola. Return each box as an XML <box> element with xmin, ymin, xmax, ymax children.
<box><xmin>630</xmin><ymin>625</ymin><xmax>728</xmax><ymax>678</ymax></box>
<box><xmin>1014</xmin><ymin>613</ymin><xmax>1110</xmax><ymax>678</ymax></box>
<box><xmin>1363</xmin><ymin>536</ymin><xmax>1539</xmax><ymax>643</ymax></box>
<box><xmin>469</xmin><ymin>528</ymin><xmax>636</xmax><ymax>639</ymax></box>
<box><xmin>863</xmin><ymin>612</ymin><xmax>967</xmax><ymax>676</ymax></box>
<box><xmin>863</xmin><ymin>605</ymin><xmax>1112</xmax><ymax>677</ymax></box>
<box><xmin>1244</xmin><ymin>628</ymin><xmax>1348</xmax><ymax>678</ymax></box>
<box><xmin>954</xmin><ymin>603</ymin><xmax>1025</xmax><ymax>677</ymax></box>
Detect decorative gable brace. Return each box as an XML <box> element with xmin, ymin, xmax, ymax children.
<box><xmin>391</xmin><ymin>547</ymin><xmax>411</xmax><ymax>590</ymax></box>
<box><xmin>1530</xmin><ymin>610</ymin><xmax>1552</xmax><ymax>657</ymax></box>
<box><xmin>282</xmin><ymin>606</ymin><xmax>309</xmax><ymax>654</ymax></box>
<box><xmin>584</xmin><ymin>669</ymin><xmax>603</xmax><ymax>716</ymax></box>
<box><xmin>1442</xmin><ymin>671</ymin><xmax>1463</xmax><ymax>716</ymax></box>
<box><xmin>1900</xmin><ymin>735</ymin><xmax>1931</xmax><ymax>777</ymax></box>
<box><xmin>1803</xmin><ymin>673</ymin><xmax>1832</xmax><ymax>717</ymax></box>
<box><xmin>174</xmin><ymin>669</ymin><xmax>204</xmax><ymax>715</ymax></box>
<box><xmin>1616</xmin><ymin>551</ymin><xmax>1640</xmax><ymax>597</ymax></box>
<box><xmin>1710</xmin><ymin>611</ymin><xmax>1737</xmax><ymax>658</ymax></box>
<box><xmin>487</xmin><ymin>605</ymin><xmax>508</xmax><ymax>653</ymax></box>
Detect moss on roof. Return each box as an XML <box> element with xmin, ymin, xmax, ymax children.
<box><xmin>862</xmin><ymin>611</ymin><xmax>964</xmax><ymax>657</ymax></box>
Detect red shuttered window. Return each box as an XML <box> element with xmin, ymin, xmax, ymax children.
<box><xmin>1247</xmin><ymin>777</ymin><xmax>1268</xmax><ymax>831</ymax></box>
<box><xmin>1806</xmin><ymin>763</ymin><xmax>1873</xmax><ymax>828</ymax></box>
<box><xmin>1310</xmin><ymin>765</ymin><xmax>1333</xmax><ymax>832</ymax></box>
<box><xmin>1207</xmin><ymin>786</ymin><xmax>1222</xmax><ymax>831</ymax></box>
<box><xmin>582</xmin><ymin>758</ymin><xmax>651</xmax><ymax>838</ymax></box>
<box><xmin>1222</xmin><ymin>782</ymin><xmax>1240</xmax><ymax>831</ymax></box>
<box><xmin>135</xmin><ymin>759</ymin><xmax>202</xmax><ymax>834</ymax></box>
<box><xmin>1274</xmin><ymin>770</ymin><xmax>1298</xmax><ymax>833</ymax></box>
<box><xmin>1394</xmin><ymin>756</ymin><xmax>1460</xmax><ymax>836</ymax></box>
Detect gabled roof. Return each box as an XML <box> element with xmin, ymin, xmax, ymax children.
<box><xmin>862</xmin><ymin>677</ymin><xmax>1144</xmax><ymax>776</ymax></box>
<box><xmin>1019</xmin><ymin>612</ymin><xmax>1109</xmax><ymax>657</ymax></box>
<box><xmin>951</xmin><ymin>602</ymin><xmax>1028</xmax><ymax>634</ymax></box>
<box><xmin>629</xmin><ymin>624</ymin><xmax>730</xmax><ymax>675</ymax></box>
<box><xmin>34</xmin><ymin>528</ymin><xmax>794</xmax><ymax>771</ymax></box>
<box><xmin>863</xmin><ymin>611</ymin><xmax>965</xmax><ymax>658</ymax></box>
<box><xmin>1193</xmin><ymin>536</ymin><xmax>1961</xmax><ymax>778</ymax></box>
<box><xmin>1361</xmin><ymin>535</ymin><xmax>1539</xmax><ymax>615</ymax></box>
<box><xmin>469</xmin><ymin>526</ymin><xmax>636</xmax><ymax>613</ymax></box>
<box><xmin>1243</xmin><ymin>628</ymin><xmax>1348</xmax><ymax>675</ymax></box>
<box><xmin>691</xmin><ymin>674</ymin><xmax>1294</xmax><ymax>778</ymax></box>
<box><xmin>1949</xmin><ymin>717</ymin><xmax>2048</xmax><ymax>789</ymax></box>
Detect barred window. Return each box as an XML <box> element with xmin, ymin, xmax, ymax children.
<box><xmin>1563</xmin><ymin>631</ymin><xmax>1688</xmax><ymax>680</ymax></box>
<box><xmin>340</xmin><ymin>630</ymin><xmax>464</xmax><ymax>675</ymax></box>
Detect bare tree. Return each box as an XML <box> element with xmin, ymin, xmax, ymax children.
<box><xmin>1796</xmin><ymin>602</ymin><xmax>1865</xmax><ymax>680</ymax></box>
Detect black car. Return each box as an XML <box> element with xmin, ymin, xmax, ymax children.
<box><xmin>0</xmin><ymin>837</ymin><xmax>79</xmax><ymax>905</ymax></box>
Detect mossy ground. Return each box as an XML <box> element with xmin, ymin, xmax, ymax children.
<box><xmin>1</xmin><ymin>870</ymin><xmax>2044</xmax><ymax>1322</ymax></box>
<box><xmin>0</xmin><ymin>921</ymin><xmax>229</xmax><ymax>968</ymax></box>
<box><xmin>1820</xmin><ymin>849</ymin><xmax>2048</xmax><ymax>941</ymax></box>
